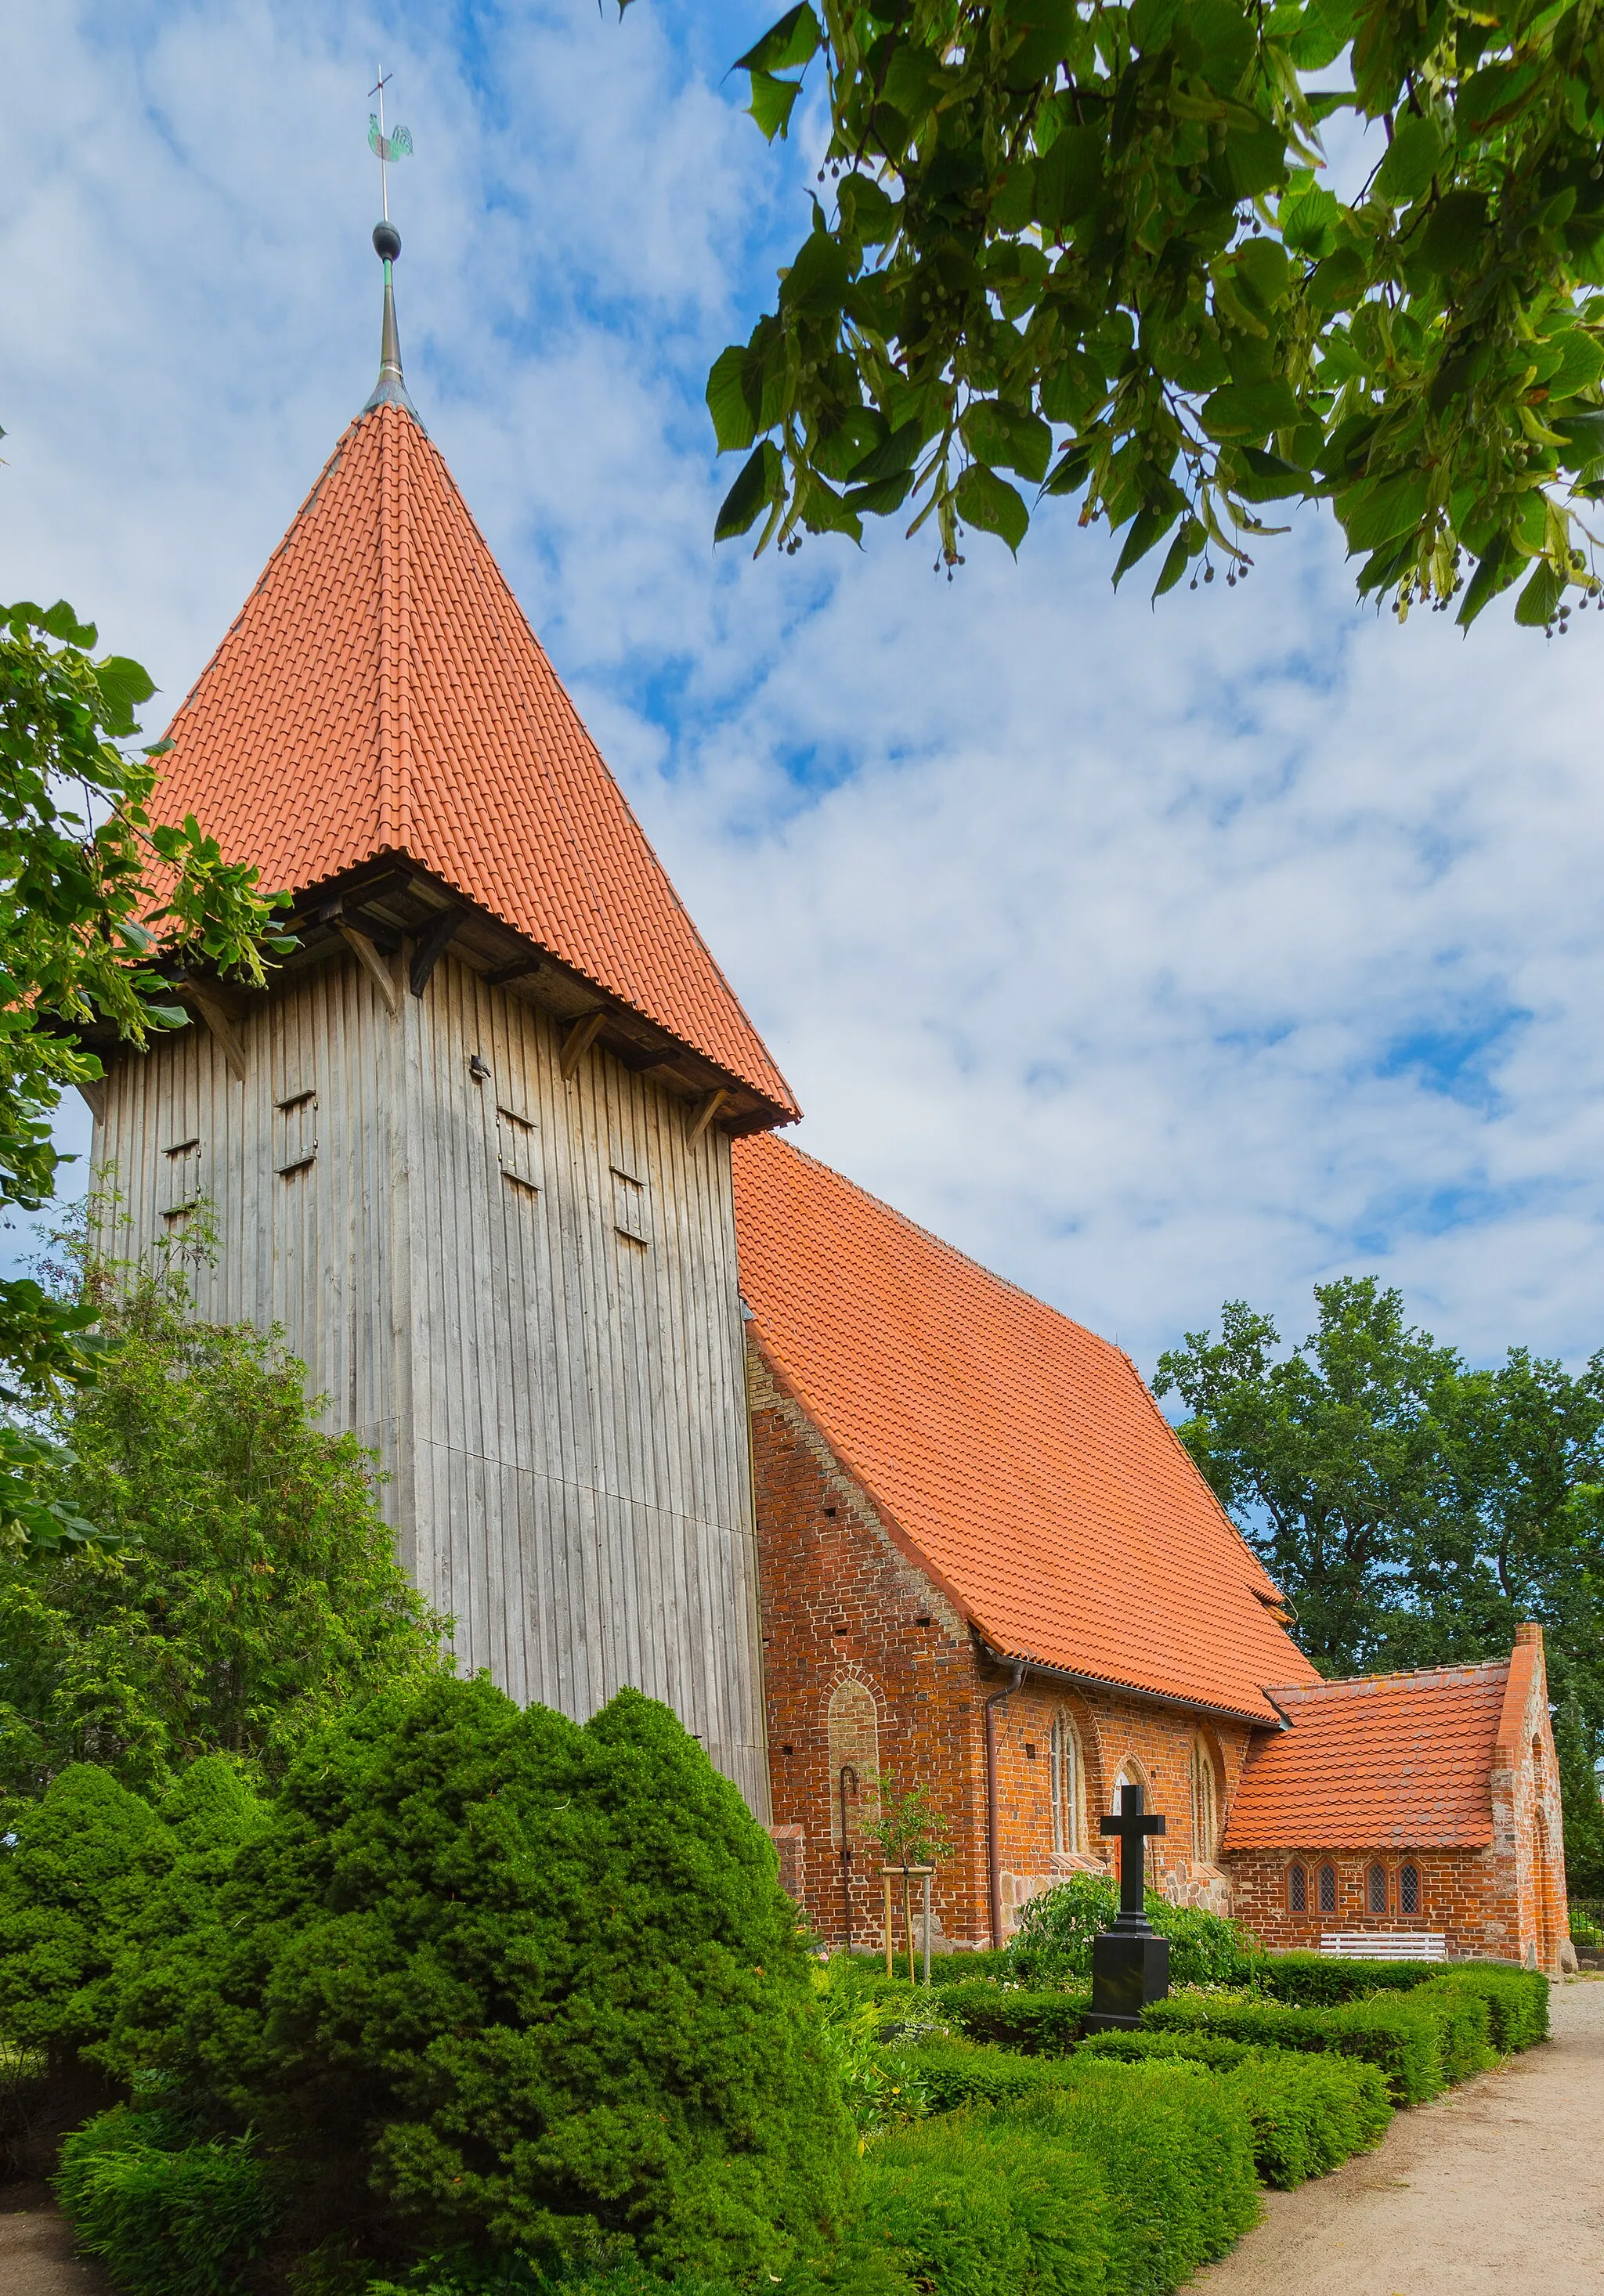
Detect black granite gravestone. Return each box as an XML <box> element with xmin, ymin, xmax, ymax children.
<box><xmin>1081</xmin><ymin>1782</ymin><xmax>1169</xmax><ymax>2031</ymax></box>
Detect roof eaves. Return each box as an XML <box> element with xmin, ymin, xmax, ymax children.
<box><xmin>975</xmin><ymin>1641</ymin><xmax>1289</xmax><ymax>1731</ymax></box>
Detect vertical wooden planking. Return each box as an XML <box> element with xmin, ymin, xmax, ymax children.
<box><xmin>92</xmin><ymin>941</ymin><xmax>770</xmax><ymax>1809</ymax></box>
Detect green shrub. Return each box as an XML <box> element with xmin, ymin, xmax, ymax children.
<box><xmin>0</xmin><ymin>1267</ymin><xmax>446</xmax><ymax>1803</ymax></box>
<box><xmin>0</xmin><ymin>1765</ymin><xmax>168</xmax><ymax>2060</ymax></box>
<box><xmin>937</xmin><ymin>1980</ymin><xmax>1090</xmax><ymax>2054</ymax></box>
<box><xmin>987</xmin><ymin>2062</ymin><xmax>1259</xmax><ymax>2291</ymax></box>
<box><xmin>1077</xmin><ymin>2029</ymin><xmax>1266</xmax><ymax>2074</ymax></box>
<box><xmin>150</xmin><ymin>1676</ymin><xmax>853</xmax><ymax>2282</ymax></box>
<box><xmin>1010</xmin><ymin>1874</ymin><xmax>1260</xmax><ymax>1988</ymax></box>
<box><xmin>1216</xmin><ymin>2054</ymin><xmax>1393</xmax><ymax>2189</ymax></box>
<box><xmin>1405</xmin><ymin>1980</ymin><xmax>1494</xmax><ymax>2082</ymax></box>
<box><xmin>0</xmin><ymin>1755</ymin><xmax>268</xmax><ymax>2080</ymax></box>
<box><xmin>1259</xmin><ymin>1953</ymin><xmax>1448</xmax><ymax>2008</ymax></box>
<box><xmin>862</xmin><ymin>2117</ymin><xmax>1111</xmax><ymax>2296</ymax></box>
<box><xmin>905</xmin><ymin>2039</ymin><xmax>1086</xmax><ymax>2113</ymax></box>
<box><xmin>1143</xmin><ymin>1991</ymin><xmax>1443</xmax><ymax>2106</ymax></box>
<box><xmin>1424</xmin><ymin>1965</ymin><xmax>1549</xmax><ymax>2051</ymax></box>
<box><xmin>924</xmin><ymin>1950</ymin><xmax>1016</xmax><ymax>1986</ymax></box>
<box><xmin>1078</xmin><ymin>2031</ymin><xmax>1392</xmax><ymax>2190</ymax></box>
<box><xmin>53</xmin><ymin>2106</ymin><xmax>276</xmax><ymax>2296</ymax></box>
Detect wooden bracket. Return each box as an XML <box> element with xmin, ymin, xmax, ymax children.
<box><xmin>74</xmin><ymin>1076</ymin><xmax>108</xmax><ymax>1125</ymax></box>
<box><xmin>558</xmin><ymin>1009</ymin><xmax>608</xmax><ymax>1081</ymax></box>
<box><xmin>338</xmin><ymin>923</ymin><xmax>404</xmax><ymax>1017</ymax></box>
<box><xmin>409</xmin><ymin>908</ymin><xmax>463</xmax><ymax>998</ymax></box>
<box><xmin>485</xmin><ymin>954</ymin><xmax>547</xmax><ymax>987</ymax></box>
<box><xmin>182</xmin><ymin>980</ymin><xmax>248</xmax><ymax>1082</ymax></box>
<box><xmin>688</xmin><ymin>1088</ymin><xmax>728</xmax><ymax>1145</ymax></box>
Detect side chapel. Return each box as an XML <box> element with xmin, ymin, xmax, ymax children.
<box><xmin>87</xmin><ymin>236</ymin><xmax>1570</xmax><ymax>1972</ymax></box>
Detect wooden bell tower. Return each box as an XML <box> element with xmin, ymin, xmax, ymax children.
<box><xmin>85</xmin><ymin>244</ymin><xmax>794</xmax><ymax>1814</ymax></box>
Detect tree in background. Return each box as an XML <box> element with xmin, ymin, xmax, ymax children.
<box><xmin>680</xmin><ymin>0</ymin><xmax>1604</xmax><ymax>628</ymax></box>
<box><xmin>0</xmin><ymin>601</ymin><xmax>288</xmax><ymax>1557</ymax></box>
<box><xmin>1155</xmin><ymin>1276</ymin><xmax>1604</xmax><ymax>1891</ymax></box>
<box><xmin>0</xmin><ymin>1247</ymin><xmax>445</xmax><ymax>1807</ymax></box>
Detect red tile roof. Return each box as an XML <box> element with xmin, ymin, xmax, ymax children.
<box><xmin>150</xmin><ymin>402</ymin><xmax>796</xmax><ymax>1118</ymax></box>
<box><xmin>732</xmin><ymin>1133</ymin><xmax>1318</xmax><ymax>1724</ymax></box>
<box><xmin>1222</xmin><ymin>1662</ymin><xmax>1513</xmax><ymax>1849</ymax></box>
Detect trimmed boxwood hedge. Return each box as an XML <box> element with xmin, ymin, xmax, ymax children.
<box><xmin>1216</xmin><ymin>2055</ymin><xmax>1393</xmax><ymax>2189</ymax></box>
<box><xmin>905</xmin><ymin>2039</ymin><xmax>1084</xmax><ymax>2113</ymax></box>
<box><xmin>859</xmin><ymin>2117</ymin><xmax>1113</xmax><ymax>2296</ymax></box>
<box><xmin>1424</xmin><ymin>1966</ymin><xmax>1549</xmax><ymax>2050</ymax></box>
<box><xmin>1262</xmin><ymin>1956</ymin><xmax>1549</xmax><ymax>2052</ymax></box>
<box><xmin>935</xmin><ymin>1981</ymin><xmax>1090</xmax><ymax>2055</ymax></box>
<box><xmin>1076</xmin><ymin>2031</ymin><xmax>1392</xmax><ymax>2189</ymax></box>
<box><xmin>870</xmin><ymin>2060</ymin><xmax>1259</xmax><ymax>2296</ymax></box>
<box><xmin>1259</xmin><ymin>1954</ymin><xmax>1450</xmax><ymax>2007</ymax></box>
<box><xmin>1142</xmin><ymin>1991</ymin><xmax>1445</xmax><ymax>2104</ymax></box>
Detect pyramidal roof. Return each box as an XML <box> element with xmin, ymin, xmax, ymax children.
<box><xmin>152</xmin><ymin>395</ymin><xmax>797</xmax><ymax>1119</ymax></box>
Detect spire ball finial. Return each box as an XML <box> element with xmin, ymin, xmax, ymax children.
<box><xmin>374</xmin><ymin>220</ymin><xmax>402</xmax><ymax>263</ymax></box>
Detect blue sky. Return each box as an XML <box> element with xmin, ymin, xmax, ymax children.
<box><xmin>4</xmin><ymin>1</ymin><xmax>1603</xmax><ymax>1379</ymax></box>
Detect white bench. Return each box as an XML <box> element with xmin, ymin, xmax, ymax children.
<box><xmin>1320</xmin><ymin>1932</ymin><xmax>1446</xmax><ymax>1961</ymax></box>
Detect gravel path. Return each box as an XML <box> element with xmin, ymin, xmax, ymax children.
<box><xmin>0</xmin><ymin>2185</ymin><xmax>110</xmax><ymax>2296</ymax></box>
<box><xmin>1190</xmin><ymin>1975</ymin><xmax>1604</xmax><ymax>2294</ymax></box>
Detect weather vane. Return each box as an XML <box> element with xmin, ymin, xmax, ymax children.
<box><xmin>368</xmin><ymin>70</ymin><xmax>414</xmax><ymax>224</ymax></box>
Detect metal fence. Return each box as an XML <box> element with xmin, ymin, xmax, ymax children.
<box><xmin>1570</xmin><ymin>1897</ymin><xmax>1604</xmax><ymax>1949</ymax></box>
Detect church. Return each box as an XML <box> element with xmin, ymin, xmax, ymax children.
<box><xmin>84</xmin><ymin>230</ymin><xmax>1571</xmax><ymax>1973</ymax></box>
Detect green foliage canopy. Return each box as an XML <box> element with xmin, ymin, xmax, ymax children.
<box><xmin>689</xmin><ymin>0</ymin><xmax>1604</xmax><ymax>626</ymax></box>
<box><xmin>0</xmin><ymin>1262</ymin><xmax>446</xmax><ymax>1803</ymax></box>
<box><xmin>127</xmin><ymin>1677</ymin><xmax>854</xmax><ymax>2282</ymax></box>
<box><xmin>1008</xmin><ymin>1870</ymin><xmax>1261</xmax><ymax>1984</ymax></box>
<box><xmin>0</xmin><ymin>601</ymin><xmax>289</xmax><ymax>1554</ymax></box>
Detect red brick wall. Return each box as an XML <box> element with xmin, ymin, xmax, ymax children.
<box><xmin>750</xmin><ymin>1336</ymin><xmax>1269</xmax><ymax>1949</ymax></box>
<box><xmin>1225</xmin><ymin>1846</ymin><xmax>1501</xmax><ymax>1957</ymax></box>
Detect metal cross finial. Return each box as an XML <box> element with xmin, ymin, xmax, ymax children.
<box><xmin>367</xmin><ymin>69</ymin><xmax>414</xmax><ymax>225</ymax></box>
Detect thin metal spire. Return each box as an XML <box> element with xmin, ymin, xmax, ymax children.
<box><xmin>361</xmin><ymin>73</ymin><xmax>424</xmax><ymax>428</ymax></box>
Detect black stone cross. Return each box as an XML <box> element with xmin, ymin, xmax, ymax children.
<box><xmin>1100</xmin><ymin>1782</ymin><xmax>1166</xmax><ymax>1922</ymax></box>
<box><xmin>1083</xmin><ymin>1782</ymin><xmax>1171</xmax><ymax>2032</ymax></box>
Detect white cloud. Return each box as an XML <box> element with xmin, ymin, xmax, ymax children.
<box><xmin>3</xmin><ymin>2</ymin><xmax>1602</xmax><ymax>1381</ymax></box>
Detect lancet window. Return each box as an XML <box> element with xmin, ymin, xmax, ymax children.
<box><xmin>1189</xmin><ymin>1734</ymin><xmax>1219</xmax><ymax>1865</ymax></box>
<box><xmin>1049</xmin><ymin>1713</ymin><xmax>1084</xmax><ymax>1855</ymax></box>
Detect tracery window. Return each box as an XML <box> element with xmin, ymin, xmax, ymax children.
<box><xmin>1317</xmin><ymin>1862</ymin><xmax>1338</xmax><ymax>1914</ymax></box>
<box><xmin>1189</xmin><ymin>1735</ymin><xmax>1219</xmax><ymax>1864</ymax></box>
<box><xmin>1367</xmin><ymin>1864</ymin><xmax>1387</xmax><ymax>1915</ymax></box>
<box><xmin>1400</xmin><ymin>1864</ymin><xmax>1421</xmax><ymax>1915</ymax></box>
<box><xmin>1049</xmin><ymin>1713</ymin><xmax>1084</xmax><ymax>1855</ymax></box>
<box><xmin>1288</xmin><ymin>1864</ymin><xmax>1308</xmax><ymax>1913</ymax></box>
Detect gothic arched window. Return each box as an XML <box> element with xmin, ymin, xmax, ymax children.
<box><xmin>1400</xmin><ymin>1863</ymin><xmax>1421</xmax><ymax>1915</ymax></box>
<box><xmin>1049</xmin><ymin>1713</ymin><xmax>1084</xmax><ymax>1855</ymax></box>
<box><xmin>1367</xmin><ymin>1863</ymin><xmax>1387</xmax><ymax>1915</ymax></box>
<box><xmin>826</xmin><ymin>1679</ymin><xmax>880</xmax><ymax>1851</ymax></box>
<box><xmin>1288</xmin><ymin>1864</ymin><xmax>1308</xmax><ymax>1913</ymax></box>
<box><xmin>1317</xmin><ymin>1861</ymin><xmax>1338</xmax><ymax>1914</ymax></box>
<box><xmin>1189</xmin><ymin>1735</ymin><xmax>1219</xmax><ymax>1865</ymax></box>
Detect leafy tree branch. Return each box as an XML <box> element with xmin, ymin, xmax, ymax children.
<box><xmin>677</xmin><ymin>0</ymin><xmax>1604</xmax><ymax>628</ymax></box>
<box><xmin>0</xmin><ymin>600</ymin><xmax>291</xmax><ymax>1554</ymax></box>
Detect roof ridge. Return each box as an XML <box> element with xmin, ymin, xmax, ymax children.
<box><xmin>1269</xmin><ymin>1655</ymin><xmax>1512</xmax><ymax>1696</ymax></box>
<box><xmin>760</xmin><ymin>1135</ymin><xmax>1119</xmax><ymax>1353</ymax></box>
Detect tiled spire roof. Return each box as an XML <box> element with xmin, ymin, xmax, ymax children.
<box><xmin>732</xmin><ymin>1132</ymin><xmax>1318</xmax><ymax>1724</ymax></box>
<box><xmin>150</xmin><ymin>399</ymin><xmax>797</xmax><ymax>1118</ymax></box>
